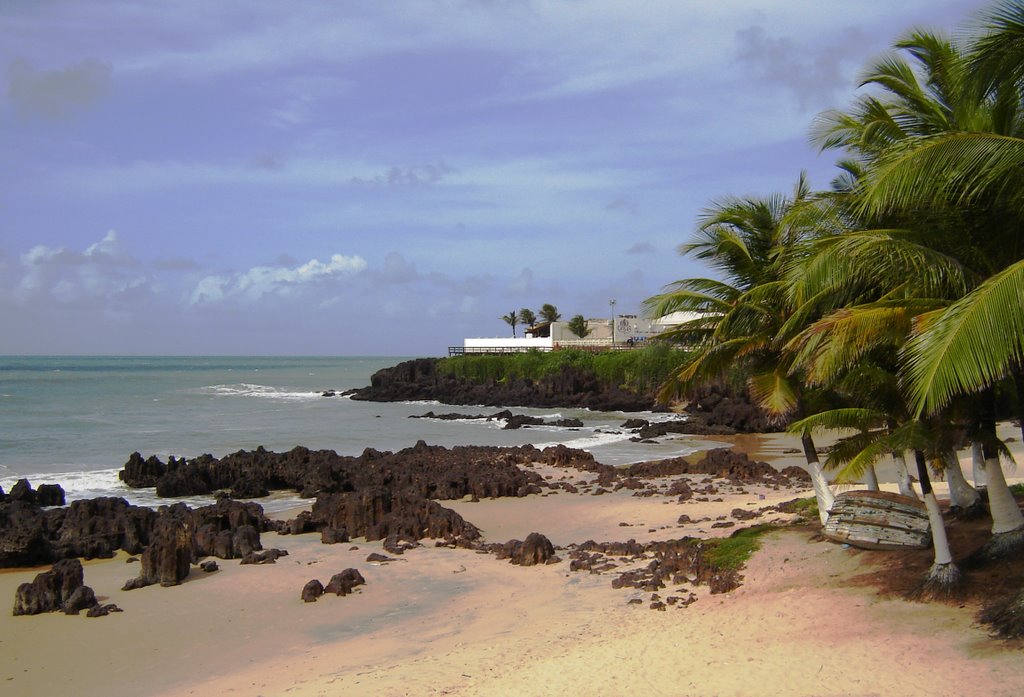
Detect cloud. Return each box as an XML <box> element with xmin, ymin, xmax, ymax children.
<box><xmin>7</xmin><ymin>58</ymin><xmax>111</xmax><ymax>119</ymax></box>
<box><xmin>190</xmin><ymin>253</ymin><xmax>367</xmax><ymax>305</ymax></box>
<box><xmin>12</xmin><ymin>230</ymin><xmax>150</xmax><ymax>309</ymax></box>
<box><xmin>625</xmin><ymin>241</ymin><xmax>656</xmax><ymax>255</ymax></box>
<box><xmin>505</xmin><ymin>267</ymin><xmax>535</xmax><ymax>295</ymax></box>
<box><xmin>605</xmin><ymin>197</ymin><xmax>639</xmax><ymax>215</ymax></box>
<box><xmin>350</xmin><ymin>163</ymin><xmax>455</xmax><ymax>188</ymax></box>
<box><xmin>734</xmin><ymin>26</ymin><xmax>852</xmax><ymax>108</ymax></box>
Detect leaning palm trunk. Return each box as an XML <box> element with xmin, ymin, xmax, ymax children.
<box><xmin>971</xmin><ymin>442</ymin><xmax>987</xmax><ymax>490</ymax></box>
<box><xmin>863</xmin><ymin>465</ymin><xmax>880</xmax><ymax>491</ymax></box>
<box><xmin>801</xmin><ymin>433</ymin><xmax>835</xmax><ymax>525</ymax></box>
<box><xmin>978</xmin><ymin>442</ymin><xmax>1019</xmax><ymax>536</ymax></box>
<box><xmin>893</xmin><ymin>452</ymin><xmax>919</xmax><ymax>499</ymax></box>
<box><xmin>942</xmin><ymin>450</ymin><xmax>982</xmax><ymax>515</ymax></box>
<box><xmin>909</xmin><ymin>450</ymin><xmax>961</xmax><ymax>600</ymax></box>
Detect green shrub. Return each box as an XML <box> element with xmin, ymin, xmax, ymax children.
<box><xmin>703</xmin><ymin>525</ymin><xmax>772</xmax><ymax>570</ymax></box>
<box><xmin>439</xmin><ymin>345</ymin><xmax>690</xmax><ymax>395</ymax></box>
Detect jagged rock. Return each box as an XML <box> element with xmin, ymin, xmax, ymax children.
<box><xmin>9</xmin><ymin>479</ymin><xmax>37</xmax><ymax>504</ymax></box>
<box><xmin>321</xmin><ymin>527</ymin><xmax>349</xmax><ymax>544</ymax></box>
<box><xmin>87</xmin><ymin>603</ymin><xmax>122</xmax><ymax>617</ymax></box>
<box><xmin>324</xmin><ymin>568</ymin><xmax>366</xmax><ymax>596</ymax></box>
<box><xmin>301</xmin><ymin>579</ymin><xmax>324</xmax><ymax>602</ymax></box>
<box><xmin>119</xmin><ymin>452</ymin><xmax>167</xmax><ymax>488</ymax></box>
<box><xmin>495</xmin><ymin>532</ymin><xmax>558</xmax><ymax>567</ymax></box>
<box><xmin>126</xmin><ymin>504</ymin><xmax>195</xmax><ymax>589</ymax></box>
<box><xmin>35</xmin><ymin>484</ymin><xmax>66</xmax><ymax>507</ymax></box>
<box><xmin>305</xmin><ymin>487</ymin><xmax>481</xmax><ymax>544</ymax></box>
<box><xmin>63</xmin><ymin>585</ymin><xmax>99</xmax><ymax>615</ymax></box>
<box><xmin>13</xmin><ymin>558</ymin><xmax>87</xmax><ymax>615</ymax></box>
<box><xmin>240</xmin><ymin>548</ymin><xmax>287</xmax><ymax>565</ymax></box>
<box><xmin>366</xmin><ymin>552</ymin><xmax>394</xmax><ymax>563</ymax></box>
<box><xmin>199</xmin><ymin>560</ymin><xmax>219</xmax><ymax>573</ymax></box>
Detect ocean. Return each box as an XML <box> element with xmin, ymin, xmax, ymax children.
<box><xmin>0</xmin><ymin>355</ymin><xmax>710</xmax><ymax>512</ymax></box>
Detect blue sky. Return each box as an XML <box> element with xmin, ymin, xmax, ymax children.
<box><xmin>0</xmin><ymin>0</ymin><xmax>992</xmax><ymax>356</ymax></box>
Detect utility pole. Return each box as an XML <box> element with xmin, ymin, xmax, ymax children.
<box><xmin>609</xmin><ymin>298</ymin><xmax>616</xmax><ymax>346</ymax></box>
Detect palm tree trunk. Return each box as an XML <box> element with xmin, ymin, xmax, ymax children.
<box><xmin>980</xmin><ymin>418</ymin><xmax>1024</xmax><ymax>537</ymax></box>
<box><xmin>971</xmin><ymin>441</ymin><xmax>987</xmax><ymax>489</ymax></box>
<box><xmin>942</xmin><ymin>450</ymin><xmax>981</xmax><ymax>514</ymax></box>
<box><xmin>801</xmin><ymin>433</ymin><xmax>834</xmax><ymax>525</ymax></box>
<box><xmin>864</xmin><ymin>465</ymin><xmax>880</xmax><ymax>491</ymax></box>
<box><xmin>893</xmin><ymin>451</ymin><xmax>919</xmax><ymax>499</ymax></box>
<box><xmin>911</xmin><ymin>450</ymin><xmax>961</xmax><ymax>599</ymax></box>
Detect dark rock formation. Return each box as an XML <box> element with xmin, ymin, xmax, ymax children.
<box><xmin>87</xmin><ymin>603</ymin><xmax>122</xmax><ymax>617</ymax></box>
<box><xmin>491</xmin><ymin>532</ymin><xmax>559</xmax><ymax>566</ymax></box>
<box><xmin>324</xmin><ymin>568</ymin><xmax>366</xmax><ymax>596</ymax></box>
<box><xmin>569</xmin><ymin>536</ymin><xmax>744</xmax><ymax>596</ymax></box>
<box><xmin>351</xmin><ymin>358</ymin><xmax>655</xmax><ymax>411</ymax></box>
<box><xmin>13</xmin><ymin>558</ymin><xmax>97</xmax><ymax>616</ymax></box>
<box><xmin>240</xmin><ymin>548</ymin><xmax>287</xmax><ymax>564</ymax></box>
<box><xmin>303</xmin><ymin>487</ymin><xmax>481</xmax><ymax>545</ymax></box>
<box><xmin>119</xmin><ymin>441</ymin><xmax>547</xmax><ymax>502</ymax></box>
<box><xmin>126</xmin><ymin>503</ymin><xmax>195</xmax><ymax>589</ymax></box>
<box><xmin>301</xmin><ymin>579</ymin><xmax>324</xmax><ymax>602</ymax></box>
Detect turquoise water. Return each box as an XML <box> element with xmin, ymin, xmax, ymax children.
<box><xmin>0</xmin><ymin>356</ymin><xmax>707</xmax><ymax>510</ymax></box>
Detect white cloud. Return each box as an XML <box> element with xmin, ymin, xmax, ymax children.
<box><xmin>13</xmin><ymin>230</ymin><xmax>150</xmax><ymax>309</ymax></box>
<box><xmin>190</xmin><ymin>253</ymin><xmax>367</xmax><ymax>305</ymax></box>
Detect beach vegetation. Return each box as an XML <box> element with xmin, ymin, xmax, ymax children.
<box><xmin>703</xmin><ymin>525</ymin><xmax>773</xmax><ymax>571</ymax></box>
<box><xmin>646</xmin><ymin>0</ymin><xmax>1024</xmax><ymax>609</ymax></box>
<box><xmin>437</xmin><ymin>345</ymin><xmax>692</xmax><ymax>395</ymax></box>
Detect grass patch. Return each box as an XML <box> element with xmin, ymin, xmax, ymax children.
<box><xmin>1010</xmin><ymin>483</ymin><xmax>1024</xmax><ymax>496</ymax></box>
<box><xmin>437</xmin><ymin>344</ymin><xmax>692</xmax><ymax>394</ymax></box>
<box><xmin>791</xmin><ymin>496</ymin><xmax>819</xmax><ymax>520</ymax></box>
<box><xmin>703</xmin><ymin>524</ymin><xmax>773</xmax><ymax>570</ymax></box>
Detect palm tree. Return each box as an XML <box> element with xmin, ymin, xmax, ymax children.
<box><xmin>539</xmin><ymin>304</ymin><xmax>561</xmax><ymax>324</ymax></box>
<box><xmin>518</xmin><ymin>308</ymin><xmax>537</xmax><ymax>333</ymax></box>
<box><xmin>567</xmin><ymin>315</ymin><xmax>591</xmax><ymax>338</ymax></box>
<box><xmin>810</xmin><ymin>16</ymin><xmax>1024</xmax><ymax>548</ymax></box>
<box><xmin>645</xmin><ymin>176</ymin><xmax>838</xmax><ymax>523</ymax></box>
<box><xmin>501</xmin><ymin>311</ymin><xmax>518</xmax><ymax>338</ymax></box>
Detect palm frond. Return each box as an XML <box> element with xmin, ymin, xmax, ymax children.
<box><xmin>905</xmin><ymin>258</ymin><xmax>1024</xmax><ymax>414</ymax></box>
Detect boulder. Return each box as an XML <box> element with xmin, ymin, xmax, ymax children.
<box><xmin>12</xmin><ymin>558</ymin><xmax>89</xmax><ymax>615</ymax></box>
<box><xmin>301</xmin><ymin>579</ymin><xmax>324</xmax><ymax>602</ymax></box>
<box><xmin>323</xmin><ymin>568</ymin><xmax>366</xmax><ymax>596</ymax></box>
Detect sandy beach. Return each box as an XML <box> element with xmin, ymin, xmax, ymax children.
<box><xmin>3</xmin><ymin>431</ymin><xmax>1023</xmax><ymax>697</ymax></box>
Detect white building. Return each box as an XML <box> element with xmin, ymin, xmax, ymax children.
<box><xmin>454</xmin><ymin>311</ymin><xmax>705</xmax><ymax>355</ymax></box>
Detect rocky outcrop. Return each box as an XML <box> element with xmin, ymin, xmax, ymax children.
<box><xmin>624</xmin><ymin>449</ymin><xmax>810</xmax><ymax>485</ymax></box>
<box><xmin>12</xmin><ymin>558</ymin><xmax>99</xmax><ymax>616</ymax></box>
<box><xmin>124</xmin><ymin>504</ymin><xmax>196</xmax><ymax>589</ymax></box>
<box><xmin>3</xmin><ymin>479</ymin><xmax>66</xmax><ymax>507</ymax></box>
<box><xmin>351</xmin><ymin>358</ymin><xmax>655</xmax><ymax>411</ymax></box>
<box><xmin>304</xmin><ymin>487</ymin><xmax>481</xmax><ymax>545</ymax></box>
<box><xmin>119</xmin><ymin>441</ymin><xmax>547</xmax><ymax>502</ymax></box>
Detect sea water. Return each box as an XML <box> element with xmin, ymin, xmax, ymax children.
<box><xmin>0</xmin><ymin>356</ymin><xmax>710</xmax><ymax>512</ymax></box>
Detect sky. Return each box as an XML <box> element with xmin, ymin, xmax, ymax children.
<box><xmin>0</xmin><ymin>0</ymin><xmax>994</xmax><ymax>356</ymax></box>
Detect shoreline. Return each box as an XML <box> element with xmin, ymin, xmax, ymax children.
<box><xmin>2</xmin><ymin>429</ymin><xmax>1023</xmax><ymax>696</ymax></box>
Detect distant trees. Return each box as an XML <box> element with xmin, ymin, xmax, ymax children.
<box><xmin>501</xmin><ymin>311</ymin><xmax>519</xmax><ymax>337</ymax></box>
<box><xmin>567</xmin><ymin>314</ymin><xmax>591</xmax><ymax>338</ymax></box>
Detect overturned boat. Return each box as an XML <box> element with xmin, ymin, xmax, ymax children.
<box><xmin>823</xmin><ymin>490</ymin><xmax>931</xmax><ymax>551</ymax></box>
